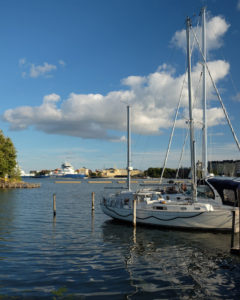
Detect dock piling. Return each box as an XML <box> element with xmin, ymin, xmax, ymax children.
<box><xmin>91</xmin><ymin>192</ymin><xmax>95</xmax><ymax>211</ymax></box>
<box><xmin>230</xmin><ymin>190</ymin><xmax>240</xmax><ymax>255</ymax></box>
<box><xmin>53</xmin><ymin>194</ymin><xmax>56</xmax><ymax>217</ymax></box>
<box><xmin>231</xmin><ymin>211</ymin><xmax>235</xmax><ymax>249</ymax></box>
<box><xmin>133</xmin><ymin>198</ymin><xmax>136</xmax><ymax>227</ymax></box>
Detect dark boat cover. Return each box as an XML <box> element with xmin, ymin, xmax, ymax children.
<box><xmin>207</xmin><ymin>177</ymin><xmax>240</xmax><ymax>206</ymax></box>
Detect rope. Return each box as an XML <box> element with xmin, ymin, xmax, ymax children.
<box><xmin>159</xmin><ymin>71</ymin><xmax>187</xmax><ymax>184</ymax></box>
<box><xmin>159</xmin><ymin>16</ymin><xmax>202</xmax><ymax>183</ymax></box>
<box><xmin>176</xmin><ymin>128</ymin><xmax>189</xmax><ymax>178</ymax></box>
<box><xmin>191</xmin><ymin>26</ymin><xmax>240</xmax><ymax>153</ymax></box>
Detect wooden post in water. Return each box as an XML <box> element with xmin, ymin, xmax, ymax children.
<box><xmin>133</xmin><ymin>226</ymin><xmax>136</xmax><ymax>244</ymax></box>
<box><xmin>92</xmin><ymin>192</ymin><xmax>95</xmax><ymax>211</ymax></box>
<box><xmin>231</xmin><ymin>210</ymin><xmax>235</xmax><ymax>249</ymax></box>
<box><xmin>53</xmin><ymin>194</ymin><xmax>56</xmax><ymax>217</ymax></box>
<box><xmin>133</xmin><ymin>198</ymin><xmax>136</xmax><ymax>227</ymax></box>
<box><xmin>231</xmin><ymin>188</ymin><xmax>240</xmax><ymax>255</ymax></box>
<box><xmin>238</xmin><ymin>190</ymin><xmax>240</xmax><ymax>252</ymax></box>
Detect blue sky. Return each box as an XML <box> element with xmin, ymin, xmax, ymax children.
<box><xmin>1</xmin><ymin>0</ymin><xmax>240</xmax><ymax>173</ymax></box>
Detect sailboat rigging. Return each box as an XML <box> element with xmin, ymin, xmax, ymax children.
<box><xmin>100</xmin><ymin>8</ymin><xmax>240</xmax><ymax>231</ymax></box>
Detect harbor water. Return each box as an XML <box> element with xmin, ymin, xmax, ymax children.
<box><xmin>0</xmin><ymin>178</ymin><xmax>240</xmax><ymax>299</ymax></box>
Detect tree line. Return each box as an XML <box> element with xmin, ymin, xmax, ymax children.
<box><xmin>144</xmin><ymin>167</ymin><xmax>190</xmax><ymax>179</ymax></box>
<box><xmin>0</xmin><ymin>130</ymin><xmax>20</xmax><ymax>179</ymax></box>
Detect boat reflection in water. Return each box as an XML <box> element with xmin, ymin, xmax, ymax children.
<box><xmin>101</xmin><ymin>220</ymin><xmax>240</xmax><ymax>299</ymax></box>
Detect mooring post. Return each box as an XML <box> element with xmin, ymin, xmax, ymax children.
<box><xmin>236</xmin><ymin>188</ymin><xmax>240</xmax><ymax>251</ymax></box>
<box><xmin>231</xmin><ymin>189</ymin><xmax>240</xmax><ymax>255</ymax></box>
<box><xmin>133</xmin><ymin>226</ymin><xmax>136</xmax><ymax>244</ymax></box>
<box><xmin>53</xmin><ymin>193</ymin><xmax>56</xmax><ymax>217</ymax></box>
<box><xmin>238</xmin><ymin>190</ymin><xmax>240</xmax><ymax>250</ymax></box>
<box><xmin>133</xmin><ymin>198</ymin><xmax>136</xmax><ymax>227</ymax></box>
<box><xmin>92</xmin><ymin>192</ymin><xmax>95</xmax><ymax>211</ymax></box>
<box><xmin>231</xmin><ymin>210</ymin><xmax>235</xmax><ymax>249</ymax></box>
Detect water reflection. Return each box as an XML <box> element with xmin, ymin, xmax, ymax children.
<box><xmin>0</xmin><ymin>179</ymin><xmax>240</xmax><ymax>299</ymax></box>
<box><xmin>0</xmin><ymin>190</ymin><xmax>18</xmax><ymax>240</ymax></box>
<box><xmin>101</xmin><ymin>220</ymin><xmax>240</xmax><ymax>299</ymax></box>
<box><xmin>52</xmin><ymin>215</ymin><xmax>56</xmax><ymax>227</ymax></box>
<box><xmin>91</xmin><ymin>210</ymin><xmax>95</xmax><ymax>233</ymax></box>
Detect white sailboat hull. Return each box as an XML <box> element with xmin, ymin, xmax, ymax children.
<box><xmin>101</xmin><ymin>203</ymin><xmax>238</xmax><ymax>231</ymax></box>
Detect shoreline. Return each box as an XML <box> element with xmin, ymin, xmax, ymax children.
<box><xmin>0</xmin><ymin>178</ymin><xmax>40</xmax><ymax>189</ymax></box>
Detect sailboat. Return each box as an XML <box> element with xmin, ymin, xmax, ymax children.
<box><xmin>100</xmin><ymin>9</ymin><xmax>240</xmax><ymax>231</ymax></box>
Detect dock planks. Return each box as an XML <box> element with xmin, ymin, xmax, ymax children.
<box><xmin>55</xmin><ymin>181</ymin><xmax>81</xmax><ymax>184</ymax></box>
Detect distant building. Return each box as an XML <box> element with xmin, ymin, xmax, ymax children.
<box><xmin>76</xmin><ymin>167</ymin><xmax>89</xmax><ymax>176</ymax></box>
<box><xmin>101</xmin><ymin>168</ymin><xmax>143</xmax><ymax>178</ymax></box>
<box><xmin>209</xmin><ymin>160</ymin><xmax>240</xmax><ymax>177</ymax></box>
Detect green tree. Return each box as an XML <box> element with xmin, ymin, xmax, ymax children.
<box><xmin>0</xmin><ymin>130</ymin><xmax>18</xmax><ymax>178</ymax></box>
<box><xmin>144</xmin><ymin>167</ymin><xmax>179</xmax><ymax>178</ymax></box>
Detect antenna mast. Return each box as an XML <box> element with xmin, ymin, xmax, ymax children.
<box><xmin>127</xmin><ymin>105</ymin><xmax>132</xmax><ymax>191</ymax></box>
<box><xmin>201</xmin><ymin>7</ymin><xmax>208</xmax><ymax>179</ymax></box>
<box><xmin>186</xmin><ymin>17</ymin><xmax>197</xmax><ymax>201</ymax></box>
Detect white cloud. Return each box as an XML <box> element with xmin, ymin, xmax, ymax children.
<box><xmin>233</xmin><ymin>92</ymin><xmax>240</xmax><ymax>101</ymax></box>
<box><xmin>30</xmin><ymin>62</ymin><xmax>57</xmax><ymax>78</ymax></box>
<box><xmin>43</xmin><ymin>93</ymin><xmax>61</xmax><ymax>104</ymax></box>
<box><xmin>171</xmin><ymin>15</ymin><xmax>230</xmax><ymax>53</ymax></box>
<box><xmin>59</xmin><ymin>60</ymin><xmax>66</xmax><ymax>66</ymax></box>
<box><xmin>122</xmin><ymin>75</ymin><xmax>146</xmax><ymax>87</ymax></box>
<box><xmin>21</xmin><ymin>71</ymin><xmax>27</xmax><ymax>78</ymax></box>
<box><xmin>3</xmin><ymin>57</ymin><xmax>229</xmax><ymax>140</ymax></box>
<box><xmin>19</xmin><ymin>59</ymin><xmax>59</xmax><ymax>78</ymax></box>
<box><xmin>6</xmin><ymin>14</ymin><xmax>230</xmax><ymax>141</ymax></box>
<box><xmin>19</xmin><ymin>58</ymin><xmax>26</xmax><ymax>66</ymax></box>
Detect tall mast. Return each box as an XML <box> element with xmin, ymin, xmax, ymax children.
<box><xmin>201</xmin><ymin>7</ymin><xmax>208</xmax><ymax>179</ymax></box>
<box><xmin>186</xmin><ymin>17</ymin><xmax>197</xmax><ymax>201</ymax></box>
<box><xmin>127</xmin><ymin>105</ymin><xmax>132</xmax><ymax>191</ymax></box>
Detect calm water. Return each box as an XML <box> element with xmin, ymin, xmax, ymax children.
<box><xmin>0</xmin><ymin>178</ymin><xmax>240</xmax><ymax>299</ymax></box>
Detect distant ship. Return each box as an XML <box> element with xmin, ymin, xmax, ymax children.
<box><xmin>59</xmin><ymin>162</ymin><xmax>86</xmax><ymax>178</ymax></box>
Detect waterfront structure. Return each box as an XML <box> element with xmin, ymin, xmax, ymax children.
<box><xmin>27</xmin><ymin>163</ymin><xmax>89</xmax><ymax>178</ymax></box>
<box><xmin>209</xmin><ymin>160</ymin><xmax>240</xmax><ymax>177</ymax></box>
<box><xmin>101</xmin><ymin>168</ymin><xmax>143</xmax><ymax>178</ymax></box>
<box><xmin>76</xmin><ymin>167</ymin><xmax>89</xmax><ymax>177</ymax></box>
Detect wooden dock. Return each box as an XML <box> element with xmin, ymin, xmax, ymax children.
<box><xmin>88</xmin><ymin>181</ymin><xmax>112</xmax><ymax>184</ymax></box>
<box><xmin>55</xmin><ymin>181</ymin><xmax>81</xmax><ymax>184</ymax></box>
<box><xmin>55</xmin><ymin>180</ymin><xmax>140</xmax><ymax>184</ymax></box>
<box><xmin>54</xmin><ymin>179</ymin><xmax>147</xmax><ymax>184</ymax></box>
<box><xmin>117</xmin><ymin>180</ymin><xmax>138</xmax><ymax>184</ymax></box>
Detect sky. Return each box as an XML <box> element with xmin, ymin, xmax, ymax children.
<box><xmin>1</xmin><ymin>0</ymin><xmax>240</xmax><ymax>173</ymax></box>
